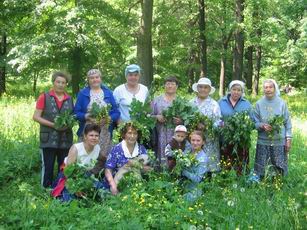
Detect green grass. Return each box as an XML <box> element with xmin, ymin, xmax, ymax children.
<box><xmin>0</xmin><ymin>94</ymin><xmax>306</xmax><ymax>229</ymax></box>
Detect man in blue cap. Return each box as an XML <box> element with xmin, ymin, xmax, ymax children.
<box><xmin>113</xmin><ymin>64</ymin><xmax>149</xmax><ymax>122</ymax></box>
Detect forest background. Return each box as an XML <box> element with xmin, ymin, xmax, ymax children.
<box><xmin>0</xmin><ymin>0</ymin><xmax>306</xmax><ymax>96</ymax></box>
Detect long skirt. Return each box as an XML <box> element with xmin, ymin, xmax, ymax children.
<box><xmin>254</xmin><ymin>144</ymin><xmax>288</xmax><ymax>177</ymax></box>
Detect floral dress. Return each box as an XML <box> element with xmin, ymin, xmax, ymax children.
<box><xmin>151</xmin><ymin>95</ymin><xmax>175</xmax><ymax>166</ymax></box>
<box><xmin>87</xmin><ymin>90</ymin><xmax>112</xmax><ymax>157</ymax></box>
<box><xmin>190</xmin><ymin>96</ymin><xmax>221</xmax><ymax>172</ymax></box>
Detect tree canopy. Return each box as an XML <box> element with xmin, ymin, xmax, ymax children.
<box><xmin>0</xmin><ymin>0</ymin><xmax>306</xmax><ymax>96</ymax></box>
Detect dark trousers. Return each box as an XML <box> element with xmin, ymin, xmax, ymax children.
<box><xmin>41</xmin><ymin>148</ymin><xmax>69</xmax><ymax>188</ymax></box>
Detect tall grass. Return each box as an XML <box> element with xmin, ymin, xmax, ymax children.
<box><xmin>0</xmin><ymin>94</ymin><xmax>305</xmax><ymax>229</ymax></box>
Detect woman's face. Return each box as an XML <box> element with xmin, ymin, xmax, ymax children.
<box><xmin>164</xmin><ymin>81</ymin><xmax>178</xmax><ymax>95</ymax></box>
<box><xmin>264</xmin><ymin>81</ymin><xmax>275</xmax><ymax>99</ymax></box>
<box><xmin>230</xmin><ymin>85</ymin><xmax>243</xmax><ymax>101</ymax></box>
<box><xmin>53</xmin><ymin>76</ymin><xmax>67</xmax><ymax>94</ymax></box>
<box><xmin>124</xmin><ymin>127</ymin><xmax>138</xmax><ymax>145</ymax></box>
<box><xmin>197</xmin><ymin>84</ymin><xmax>211</xmax><ymax>99</ymax></box>
<box><xmin>88</xmin><ymin>74</ymin><xmax>102</xmax><ymax>89</ymax></box>
<box><xmin>190</xmin><ymin>134</ymin><xmax>204</xmax><ymax>151</ymax></box>
<box><xmin>126</xmin><ymin>72</ymin><xmax>140</xmax><ymax>86</ymax></box>
<box><xmin>84</xmin><ymin>130</ymin><xmax>100</xmax><ymax>146</ymax></box>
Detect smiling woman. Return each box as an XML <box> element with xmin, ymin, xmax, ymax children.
<box><xmin>218</xmin><ymin>80</ymin><xmax>252</xmax><ymax>175</ymax></box>
<box><xmin>74</xmin><ymin>69</ymin><xmax>120</xmax><ymax>176</ymax></box>
<box><xmin>253</xmin><ymin>79</ymin><xmax>292</xmax><ymax>180</ymax></box>
<box><xmin>104</xmin><ymin>122</ymin><xmax>150</xmax><ymax>195</ymax></box>
<box><xmin>113</xmin><ymin>64</ymin><xmax>149</xmax><ymax>123</ymax></box>
<box><xmin>32</xmin><ymin>71</ymin><xmax>74</xmax><ymax>188</ymax></box>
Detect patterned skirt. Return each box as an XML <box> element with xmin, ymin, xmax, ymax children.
<box><xmin>254</xmin><ymin>144</ymin><xmax>288</xmax><ymax>177</ymax></box>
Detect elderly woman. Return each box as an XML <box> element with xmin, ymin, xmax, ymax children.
<box><xmin>218</xmin><ymin>80</ymin><xmax>252</xmax><ymax>175</ymax></box>
<box><xmin>74</xmin><ymin>69</ymin><xmax>120</xmax><ymax>175</ymax></box>
<box><xmin>190</xmin><ymin>78</ymin><xmax>221</xmax><ymax>173</ymax></box>
<box><xmin>252</xmin><ymin>79</ymin><xmax>292</xmax><ymax>180</ymax></box>
<box><xmin>33</xmin><ymin>71</ymin><xmax>74</xmax><ymax>188</ymax></box>
<box><xmin>151</xmin><ymin>76</ymin><xmax>180</xmax><ymax>167</ymax></box>
<box><xmin>113</xmin><ymin>64</ymin><xmax>148</xmax><ymax>122</ymax></box>
<box><xmin>105</xmin><ymin>122</ymin><xmax>150</xmax><ymax>195</ymax></box>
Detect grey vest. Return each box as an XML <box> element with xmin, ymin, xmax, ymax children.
<box><xmin>40</xmin><ymin>93</ymin><xmax>74</xmax><ymax>149</ymax></box>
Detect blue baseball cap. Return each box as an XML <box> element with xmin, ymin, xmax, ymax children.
<box><xmin>125</xmin><ymin>64</ymin><xmax>141</xmax><ymax>76</ymax></box>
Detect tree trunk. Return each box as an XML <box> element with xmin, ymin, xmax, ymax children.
<box><xmin>0</xmin><ymin>32</ymin><xmax>7</xmax><ymax>96</ymax></box>
<box><xmin>33</xmin><ymin>70</ymin><xmax>38</xmax><ymax>94</ymax></box>
<box><xmin>245</xmin><ymin>46</ymin><xmax>253</xmax><ymax>91</ymax></box>
<box><xmin>70</xmin><ymin>46</ymin><xmax>82</xmax><ymax>95</ymax></box>
<box><xmin>198</xmin><ymin>0</ymin><xmax>207</xmax><ymax>77</ymax></box>
<box><xmin>219</xmin><ymin>55</ymin><xmax>226</xmax><ymax>96</ymax></box>
<box><xmin>253</xmin><ymin>45</ymin><xmax>261</xmax><ymax>95</ymax></box>
<box><xmin>137</xmin><ymin>0</ymin><xmax>153</xmax><ymax>88</ymax></box>
<box><xmin>233</xmin><ymin>0</ymin><xmax>244</xmax><ymax>80</ymax></box>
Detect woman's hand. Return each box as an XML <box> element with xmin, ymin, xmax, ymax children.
<box><xmin>85</xmin><ymin>113</ymin><xmax>96</xmax><ymax>123</ymax></box>
<box><xmin>197</xmin><ymin>123</ymin><xmax>205</xmax><ymax>131</ymax></box>
<box><xmin>261</xmin><ymin>123</ymin><xmax>272</xmax><ymax>132</ymax></box>
<box><xmin>142</xmin><ymin>165</ymin><xmax>152</xmax><ymax>172</ymax></box>
<box><xmin>156</xmin><ymin>115</ymin><xmax>166</xmax><ymax>123</ymax></box>
<box><xmin>173</xmin><ymin>117</ymin><xmax>182</xmax><ymax>125</ymax></box>
<box><xmin>110</xmin><ymin>184</ymin><xmax>119</xmax><ymax>195</ymax></box>
<box><xmin>285</xmin><ymin>138</ymin><xmax>291</xmax><ymax>153</ymax></box>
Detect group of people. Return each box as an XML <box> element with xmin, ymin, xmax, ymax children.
<box><xmin>33</xmin><ymin>64</ymin><xmax>292</xmax><ymax>201</ymax></box>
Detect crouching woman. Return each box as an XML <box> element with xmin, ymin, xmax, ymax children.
<box><xmin>105</xmin><ymin>122</ymin><xmax>151</xmax><ymax>195</ymax></box>
<box><xmin>51</xmin><ymin>123</ymin><xmax>101</xmax><ymax>201</ymax></box>
<box><xmin>182</xmin><ymin>130</ymin><xmax>209</xmax><ymax>202</ymax></box>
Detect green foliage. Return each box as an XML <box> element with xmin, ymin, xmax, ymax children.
<box><xmin>185</xmin><ymin>111</ymin><xmax>215</xmax><ymax>138</ymax></box>
<box><xmin>162</xmin><ymin>97</ymin><xmax>197</xmax><ymax>127</ymax></box>
<box><xmin>219</xmin><ymin>111</ymin><xmax>255</xmax><ymax>155</ymax></box>
<box><xmin>54</xmin><ymin>110</ymin><xmax>77</xmax><ymax>129</ymax></box>
<box><xmin>117</xmin><ymin>171</ymin><xmax>143</xmax><ymax>192</ymax></box>
<box><xmin>89</xmin><ymin>102</ymin><xmax>111</xmax><ymax>125</ymax></box>
<box><xmin>172</xmin><ymin>150</ymin><xmax>197</xmax><ymax>176</ymax></box>
<box><xmin>64</xmin><ymin>163</ymin><xmax>98</xmax><ymax>198</ymax></box>
<box><xmin>130</xmin><ymin>98</ymin><xmax>156</xmax><ymax>130</ymax></box>
<box><xmin>268</xmin><ymin>115</ymin><xmax>285</xmax><ymax>140</ymax></box>
<box><xmin>112</xmin><ymin>120</ymin><xmax>151</xmax><ymax>144</ymax></box>
<box><xmin>0</xmin><ymin>95</ymin><xmax>306</xmax><ymax>228</ymax></box>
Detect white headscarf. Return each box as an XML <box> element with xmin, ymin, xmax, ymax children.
<box><xmin>228</xmin><ymin>80</ymin><xmax>245</xmax><ymax>96</ymax></box>
<box><xmin>263</xmin><ymin>79</ymin><xmax>280</xmax><ymax>97</ymax></box>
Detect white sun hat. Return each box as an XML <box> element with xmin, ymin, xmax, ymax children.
<box><xmin>192</xmin><ymin>77</ymin><xmax>216</xmax><ymax>94</ymax></box>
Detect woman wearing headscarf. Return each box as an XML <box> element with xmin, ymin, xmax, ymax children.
<box><xmin>252</xmin><ymin>79</ymin><xmax>292</xmax><ymax>180</ymax></box>
<box><xmin>190</xmin><ymin>78</ymin><xmax>221</xmax><ymax>173</ymax></box>
<box><xmin>218</xmin><ymin>80</ymin><xmax>252</xmax><ymax>175</ymax></box>
<box><xmin>74</xmin><ymin>69</ymin><xmax>120</xmax><ymax>175</ymax></box>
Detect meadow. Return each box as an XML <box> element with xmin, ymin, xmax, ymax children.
<box><xmin>0</xmin><ymin>93</ymin><xmax>306</xmax><ymax>229</ymax></box>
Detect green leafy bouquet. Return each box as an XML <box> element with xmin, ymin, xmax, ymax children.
<box><xmin>267</xmin><ymin>115</ymin><xmax>285</xmax><ymax>140</ymax></box>
<box><xmin>185</xmin><ymin>112</ymin><xmax>215</xmax><ymax>138</ymax></box>
<box><xmin>172</xmin><ymin>150</ymin><xmax>197</xmax><ymax>176</ymax></box>
<box><xmin>89</xmin><ymin>102</ymin><xmax>112</xmax><ymax>125</ymax></box>
<box><xmin>130</xmin><ymin>98</ymin><xmax>156</xmax><ymax>130</ymax></box>
<box><xmin>219</xmin><ymin>111</ymin><xmax>255</xmax><ymax>155</ymax></box>
<box><xmin>64</xmin><ymin>163</ymin><xmax>98</xmax><ymax>198</ymax></box>
<box><xmin>112</xmin><ymin>121</ymin><xmax>150</xmax><ymax>144</ymax></box>
<box><xmin>54</xmin><ymin>110</ymin><xmax>77</xmax><ymax>129</ymax></box>
<box><xmin>162</xmin><ymin>97</ymin><xmax>197</xmax><ymax>127</ymax></box>
<box><xmin>117</xmin><ymin>170</ymin><xmax>144</xmax><ymax>191</ymax></box>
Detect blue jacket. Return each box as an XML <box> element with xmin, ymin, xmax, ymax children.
<box><xmin>74</xmin><ymin>85</ymin><xmax>120</xmax><ymax>136</ymax></box>
<box><xmin>218</xmin><ymin>95</ymin><xmax>252</xmax><ymax>119</ymax></box>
